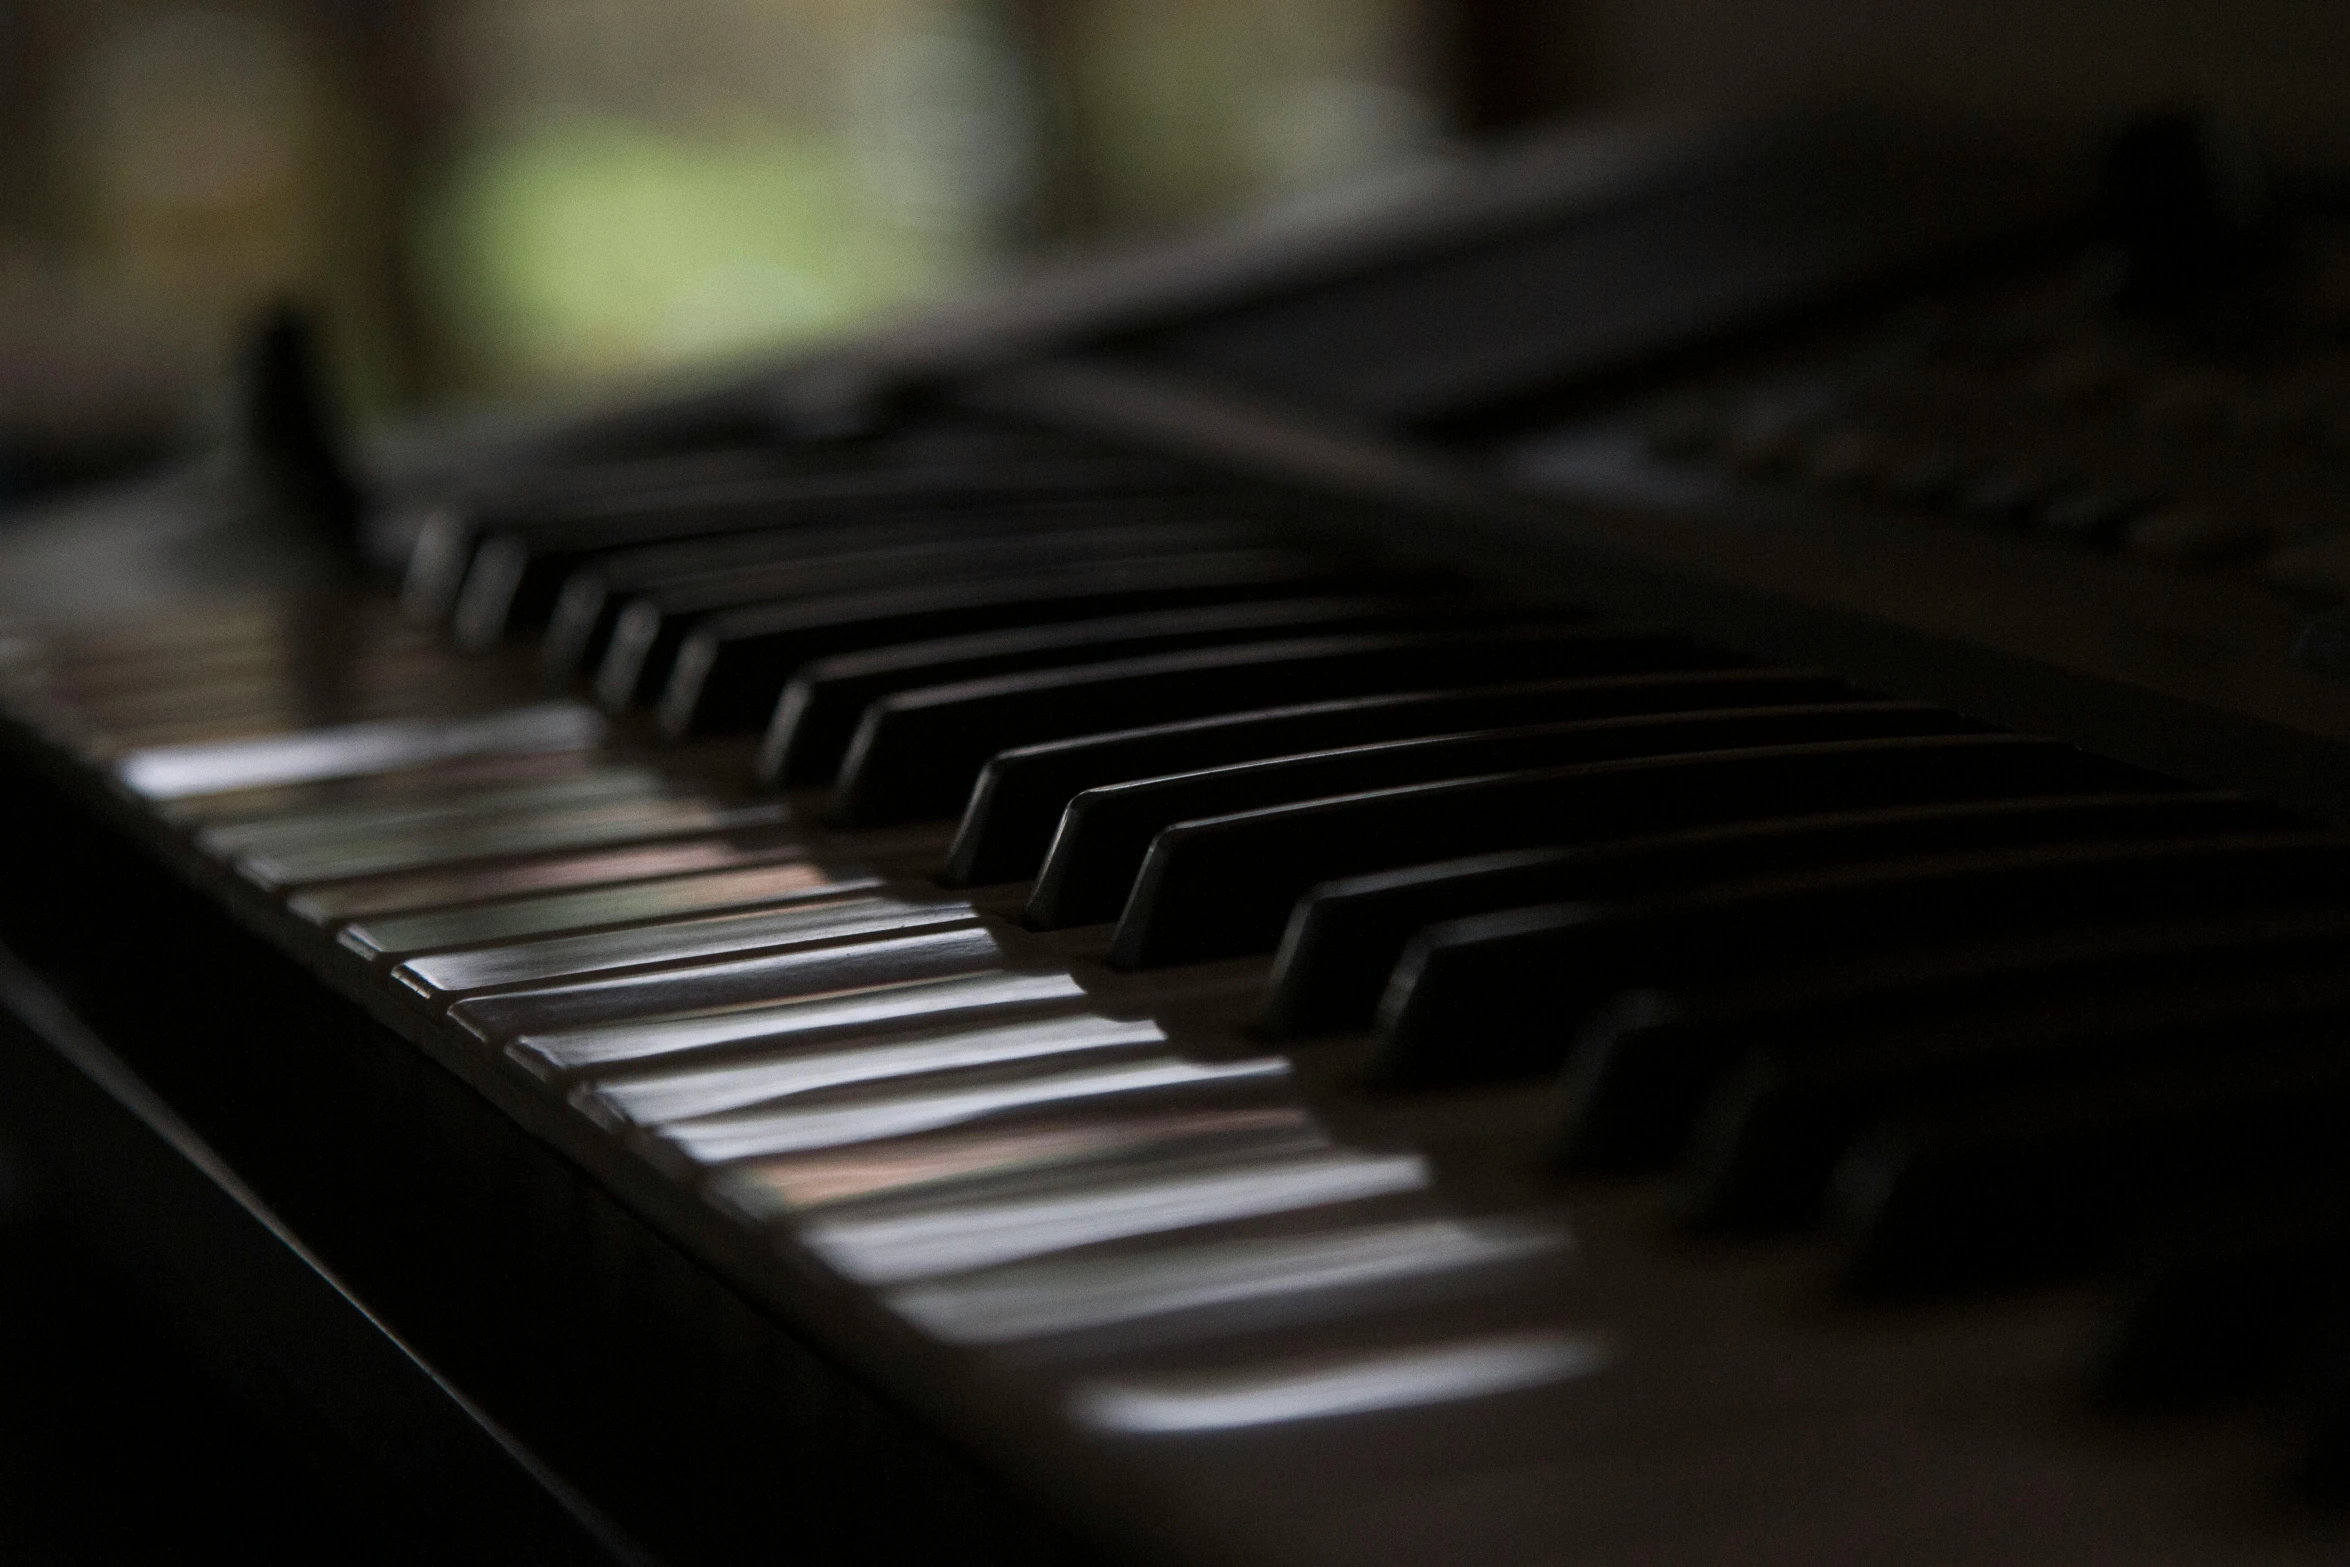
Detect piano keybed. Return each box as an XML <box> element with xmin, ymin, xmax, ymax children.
<box><xmin>7</xmin><ymin>409</ymin><xmax>2350</xmax><ymax>1566</ymax></box>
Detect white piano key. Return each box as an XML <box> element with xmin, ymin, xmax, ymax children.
<box><xmin>337</xmin><ymin>861</ymin><xmax>870</xmax><ymax>955</ymax></box>
<box><xmin>712</xmin><ymin>1108</ymin><xmax>1307</xmax><ymax>1215</ymax></box>
<box><xmin>505</xmin><ymin>967</ymin><xmax>1088</xmax><ymax>1078</ymax></box>
<box><xmin>391</xmin><ymin>898</ymin><xmax>975</xmax><ymax>997</ymax></box>
<box><xmin>289</xmin><ymin>835</ymin><xmax>838</xmax><ymax>924</ymax></box>
<box><xmin>585</xmin><ymin>1013</ymin><xmax>1170</xmax><ymax>1125</ymax></box>
<box><xmin>661</xmin><ymin>1053</ymin><xmax>1290</xmax><ymax>1163</ymax></box>
<box><xmin>115</xmin><ymin>700</ymin><xmax>606</xmax><ymax>799</ymax></box>
<box><xmin>238</xmin><ymin>798</ymin><xmax>790</xmax><ymax>887</ymax></box>
<box><xmin>197</xmin><ymin>766</ymin><xmax>671</xmax><ymax>850</ymax></box>
<box><xmin>450</xmin><ymin>924</ymin><xmax>1007</xmax><ymax>1038</ymax></box>
<box><xmin>891</xmin><ymin>1217</ymin><xmax>1567</xmax><ymax>1345</ymax></box>
<box><xmin>1069</xmin><ymin>1331</ymin><xmax>1609</xmax><ymax>1434</ymax></box>
<box><xmin>800</xmin><ymin>1147</ymin><xmax>1430</xmax><ymax>1285</ymax></box>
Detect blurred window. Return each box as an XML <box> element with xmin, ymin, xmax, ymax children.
<box><xmin>0</xmin><ymin>0</ymin><xmax>1456</xmax><ymax>496</ymax></box>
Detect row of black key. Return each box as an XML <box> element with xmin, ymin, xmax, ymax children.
<box><xmin>409</xmin><ymin>416</ymin><xmax>2350</xmax><ymax>1478</ymax></box>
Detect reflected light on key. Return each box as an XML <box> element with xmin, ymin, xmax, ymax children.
<box><xmin>588</xmin><ymin>1013</ymin><xmax>1169</xmax><ymax>1125</ymax></box>
<box><xmin>510</xmin><ymin>969</ymin><xmax>1090</xmax><ymax>1076</ymax></box>
<box><xmin>662</xmin><ymin>1053</ymin><xmax>1289</xmax><ymax>1162</ymax></box>
<box><xmin>240</xmin><ymin>797</ymin><xmax>786</xmax><ymax>886</ymax></box>
<box><xmin>291</xmin><ymin>842</ymin><xmax>849</xmax><ymax>925</ymax></box>
<box><xmin>197</xmin><ymin>766</ymin><xmax>668</xmax><ymax>850</ymax></box>
<box><xmin>339</xmin><ymin>861</ymin><xmax>861</xmax><ymax>955</ymax></box>
<box><xmin>394</xmin><ymin>897</ymin><xmax>975</xmax><ymax>997</ymax></box>
<box><xmin>116</xmin><ymin>701</ymin><xmax>605</xmax><ymax>798</ymax></box>
<box><xmin>803</xmin><ymin>1148</ymin><xmax>1429</xmax><ymax>1284</ymax></box>
<box><xmin>716</xmin><ymin>1108</ymin><xmax>1311</xmax><ymax>1215</ymax></box>
<box><xmin>1072</xmin><ymin>1331</ymin><xmax>1610</xmax><ymax>1434</ymax></box>
<box><xmin>892</xmin><ymin>1217</ymin><xmax>1566</xmax><ymax>1344</ymax></box>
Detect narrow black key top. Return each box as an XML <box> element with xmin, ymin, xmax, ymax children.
<box><xmin>597</xmin><ymin>539</ymin><xmax>1320</xmax><ymax>709</ymax></box>
<box><xmin>759</xmin><ymin>595</ymin><xmax>1485</xmax><ymax>787</ymax></box>
<box><xmin>546</xmin><ymin>507</ymin><xmax>1261</xmax><ymax>678</ymax></box>
<box><xmin>658</xmin><ymin>551</ymin><xmax>1376</xmax><ymax>735</ymax></box>
<box><xmin>1377</xmin><ymin>830</ymin><xmax>2350</xmax><ymax>1085</ymax></box>
<box><xmin>1114</xmin><ymin>741</ymin><xmax>2165</xmax><ymax>972</ymax></box>
<box><xmin>1264</xmin><ymin>791</ymin><xmax>2282</xmax><ymax>1037</ymax></box>
<box><xmin>2096</xmin><ymin>1192</ymin><xmax>2350</xmax><ymax>1408</ymax></box>
<box><xmin>1558</xmin><ymin>902</ymin><xmax>2350</xmax><ymax>1171</ymax></box>
<box><xmin>437</xmin><ymin>458</ymin><xmax>1192</xmax><ymax>642</ymax></box>
<box><xmin>1682</xmin><ymin>969</ymin><xmax>2350</xmax><ymax>1230</ymax></box>
<box><xmin>830</xmin><ymin>626</ymin><xmax>1726</xmax><ymax>828</ymax></box>
<box><xmin>437</xmin><ymin>453</ymin><xmax>1192</xmax><ymax>637</ymax></box>
<box><xmin>1030</xmin><ymin>702</ymin><xmax>1976</xmax><ymax>933</ymax></box>
<box><xmin>1835</xmin><ymin>1044</ymin><xmax>2350</xmax><ymax>1290</ymax></box>
<box><xmin>945</xmin><ymin>669</ymin><xmax>1860</xmax><ymax>888</ymax></box>
<box><xmin>403</xmin><ymin>448</ymin><xmax>827</xmax><ymax>619</ymax></box>
<box><xmin>409</xmin><ymin>413</ymin><xmax>1122</xmax><ymax>620</ymax></box>
<box><xmin>545</xmin><ymin>522</ymin><xmax>904</xmax><ymax>680</ymax></box>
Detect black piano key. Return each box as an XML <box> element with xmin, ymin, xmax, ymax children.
<box><xmin>2095</xmin><ymin>1193</ymin><xmax>2350</xmax><ymax>1409</ymax></box>
<box><xmin>1558</xmin><ymin>902</ymin><xmax>2350</xmax><ymax>1172</ymax></box>
<box><xmin>1680</xmin><ymin>968</ymin><xmax>2350</xmax><ymax>1232</ymax></box>
<box><xmin>417</xmin><ymin>408</ymin><xmax>1107</xmax><ymax>590</ymax></box>
<box><xmin>432</xmin><ymin>457</ymin><xmax>1192</xmax><ymax>641</ymax></box>
<box><xmin>828</xmin><ymin>626</ymin><xmax>1729</xmax><ymax>829</ymax></box>
<box><xmin>1265</xmin><ymin>791</ymin><xmax>2284</xmax><ymax>1038</ymax></box>
<box><xmin>401</xmin><ymin>447</ymin><xmax>817</xmax><ymax>619</ymax></box>
<box><xmin>1034</xmin><ymin>701</ymin><xmax>1977</xmax><ymax>935</ymax></box>
<box><xmin>1114</xmin><ymin>737</ymin><xmax>2167</xmax><ymax>973</ymax></box>
<box><xmin>2299</xmin><ymin>1321</ymin><xmax>2350</xmax><ymax>1503</ymax></box>
<box><xmin>594</xmin><ymin>536</ymin><xmax>1321</xmax><ymax>710</ymax></box>
<box><xmin>543</xmin><ymin>506</ymin><xmax>1263</xmax><ymax>679</ymax></box>
<box><xmin>544</xmin><ymin>526</ymin><xmax>851</xmax><ymax>681</ymax></box>
<box><xmin>946</xmin><ymin>669</ymin><xmax>1861</xmax><ymax>889</ymax></box>
<box><xmin>426</xmin><ymin>452</ymin><xmax>1174</xmax><ymax>631</ymax></box>
<box><xmin>655</xmin><ymin>550</ymin><xmax>1378</xmax><ymax>735</ymax></box>
<box><xmin>1833</xmin><ymin>1045</ymin><xmax>2350</xmax><ymax>1291</ymax></box>
<box><xmin>419</xmin><ymin>410</ymin><xmax>1073</xmax><ymax>595</ymax></box>
<box><xmin>1375</xmin><ymin>829</ymin><xmax>2350</xmax><ymax>1086</ymax></box>
<box><xmin>759</xmin><ymin>595</ymin><xmax>1486</xmax><ymax>788</ymax></box>
<box><xmin>1103</xmin><ymin>734</ymin><xmax>2143</xmax><ymax>979</ymax></box>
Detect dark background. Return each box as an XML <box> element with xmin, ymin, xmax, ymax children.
<box><xmin>2</xmin><ymin>5</ymin><xmax>2348</xmax><ymax>1559</ymax></box>
<box><xmin>3</xmin><ymin>0</ymin><xmax>2344</xmax><ymax>505</ymax></box>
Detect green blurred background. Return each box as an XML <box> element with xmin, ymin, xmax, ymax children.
<box><xmin>0</xmin><ymin>0</ymin><xmax>1509</xmax><ymax>499</ymax></box>
<box><xmin>15</xmin><ymin>0</ymin><xmax>2326</xmax><ymax>502</ymax></box>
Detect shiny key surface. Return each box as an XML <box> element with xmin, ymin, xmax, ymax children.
<box><xmin>1261</xmin><ymin>790</ymin><xmax>2287</xmax><ymax>1035</ymax></box>
<box><xmin>337</xmin><ymin>859</ymin><xmax>872</xmax><ymax>956</ymax></box>
<box><xmin>392</xmin><ymin>893</ymin><xmax>977</xmax><ymax>999</ymax></box>
<box><xmin>554</xmin><ymin>511</ymin><xmax>1270</xmax><ymax>681</ymax></box>
<box><xmin>943</xmin><ymin>668</ymin><xmax>1863</xmax><ymax>887</ymax></box>
<box><xmin>16</xmin><ymin>411</ymin><xmax>2350</xmax><ymax>1567</ymax></box>
<box><xmin>284</xmin><ymin>826</ymin><xmax>821</xmax><ymax>922</ymax></box>
<box><xmin>760</xmin><ymin>595</ymin><xmax>1492</xmax><ymax>787</ymax></box>
<box><xmin>1024</xmin><ymin>701</ymin><xmax>1976</xmax><ymax>933</ymax></box>
<box><xmin>590</xmin><ymin>528</ymin><xmax>1300</xmax><ymax>708</ymax></box>
<box><xmin>655</xmin><ymin>548</ymin><xmax>1386</xmax><ymax>736</ymax></box>
<box><xmin>831</xmin><ymin>626</ymin><xmax>1730</xmax><ymax>828</ymax></box>
<box><xmin>441</xmin><ymin>457</ymin><xmax>1203</xmax><ymax>644</ymax></box>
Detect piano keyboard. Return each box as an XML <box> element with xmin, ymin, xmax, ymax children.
<box><xmin>7</xmin><ymin>402</ymin><xmax>2350</xmax><ymax>1566</ymax></box>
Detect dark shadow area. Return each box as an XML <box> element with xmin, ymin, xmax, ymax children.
<box><xmin>0</xmin><ymin>1220</ymin><xmax>398</xmax><ymax>1566</ymax></box>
